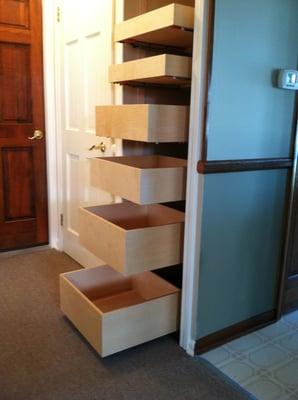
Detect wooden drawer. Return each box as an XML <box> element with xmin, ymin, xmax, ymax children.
<box><xmin>109</xmin><ymin>54</ymin><xmax>192</xmax><ymax>86</ymax></box>
<box><xmin>90</xmin><ymin>155</ymin><xmax>187</xmax><ymax>204</ymax></box>
<box><xmin>79</xmin><ymin>202</ymin><xmax>185</xmax><ymax>275</ymax></box>
<box><xmin>96</xmin><ymin>104</ymin><xmax>189</xmax><ymax>143</ymax></box>
<box><xmin>114</xmin><ymin>3</ymin><xmax>194</xmax><ymax>48</ymax></box>
<box><xmin>60</xmin><ymin>265</ymin><xmax>180</xmax><ymax>357</ymax></box>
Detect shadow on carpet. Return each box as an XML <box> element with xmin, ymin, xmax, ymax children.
<box><xmin>0</xmin><ymin>249</ymin><xmax>255</xmax><ymax>400</ymax></box>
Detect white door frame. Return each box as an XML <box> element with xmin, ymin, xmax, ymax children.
<box><xmin>42</xmin><ymin>0</ymin><xmax>208</xmax><ymax>355</ymax></box>
<box><xmin>43</xmin><ymin>0</ymin><xmax>63</xmax><ymax>250</ymax></box>
<box><xmin>42</xmin><ymin>0</ymin><xmax>123</xmax><ymax>251</ymax></box>
<box><xmin>179</xmin><ymin>0</ymin><xmax>209</xmax><ymax>355</ymax></box>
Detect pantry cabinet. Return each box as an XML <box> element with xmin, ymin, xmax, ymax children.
<box><xmin>60</xmin><ymin>1</ymin><xmax>194</xmax><ymax>356</ymax></box>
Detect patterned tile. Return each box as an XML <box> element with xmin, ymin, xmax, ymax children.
<box><xmin>245</xmin><ymin>378</ymin><xmax>285</xmax><ymax>400</ymax></box>
<box><xmin>284</xmin><ymin>312</ymin><xmax>298</xmax><ymax>328</ymax></box>
<box><xmin>202</xmin><ymin>346</ymin><xmax>230</xmax><ymax>365</ymax></box>
<box><xmin>287</xmin><ymin>392</ymin><xmax>298</xmax><ymax>399</ymax></box>
<box><xmin>274</xmin><ymin>359</ymin><xmax>298</xmax><ymax>387</ymax></box>
<box><xmin>220</xmin><ymin>360</ymin><xmax>255</xmax><ymax>383</ymax></box>
<box><xmin>249</xmin><ymin>344</ymin><xmax>288</xmax><ymax>369</ymax></box>
<box><xmin>257</xmin><ymin>321</ymin><xmax>291</xmax><ymax>340</ymax></box>
<box><xmin>201</xmin><ymin>311</ymin><xmax>298</xmax><ymax>400</ymax></box>
<box><xmin>280</xmin><ymin>333</ymin><xmax>298</xmax><ymax>354</ymax></box>
<box><xmin>227</xmin><ymin>333</ymin><xmax>263</xmax><ymax>353</ymax></box>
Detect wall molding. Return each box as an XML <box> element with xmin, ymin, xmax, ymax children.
<box><xmin>195</xmin><ymin>310</ymin><xmax>276</xmax><ymax>354</ymax></box>
<box><xmin>284</xmin><ymin>274</ymin><xmax>298</xmax><ymax>314</ymax></box>
<box><xmin>197</xmin><ymin>158</ymin><xmax>293</xmax><ymax>174</ymax></box>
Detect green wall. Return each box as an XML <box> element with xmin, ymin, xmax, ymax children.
<box><xmin>197</xmin><ymin>170</ymin><xmax>288</xmax><ymax>338</ymax></box>
<box><xmin>207</xmin><ymin>0</ymin><xmax>298</xmax><ymax>160</ymax></box>
<box><xmin>196</xmin><ymin>0</ymin><xmax>297</xmax><ymax>339</ymax></box>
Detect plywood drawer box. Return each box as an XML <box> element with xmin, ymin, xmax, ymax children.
<box><xmin>96</xmin><ymin>104</ymin><xmax>189</xmax><ymax>142</ymax></box>
<box><xmin>79</xmin><ymin>202</ymin><xmax>185</xmax><ymax>275</ymax></box>
<box><xmin>114</xmin><ymin>3</ymin><xmax>194</xmax><ymax>48</ymax></box>
<box><xmin>109</xmin><ymin>54</ymin><xmax>192</xmax><ymax>86</ymax></box>
<box><xmin>90</xmin><ymin>155</ymin><xmax>187</xmax><ymax>204</ymax></box>
<box><xmin>60</xmin><ymin>265</ymin><xmax>180</xmax><ymax>357</ymax></box>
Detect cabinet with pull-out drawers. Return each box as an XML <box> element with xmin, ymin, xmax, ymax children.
<box><xmin>60</xmin><ymin>266</ymin><xmax>180</xmax><ymax>357</ymax></box>
<box><xmin>60</xmin><ymin>1</ymin><xmax>194</xmax><ymax>357</ymax></box>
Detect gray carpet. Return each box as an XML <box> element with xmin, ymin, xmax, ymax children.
<box><xmin>0</xmin><ymin>249</ymin><xmax>255</xmax><ymax>400</ymax></box>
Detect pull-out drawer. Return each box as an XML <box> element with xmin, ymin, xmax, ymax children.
<box><xmin>114</xmin><ymin>3</ymin><xmax>194</xmax><ymax>48</ymax></box>
<box><xmin>79</xmin><ymin>202</ymin><xmax>185</xmax><ymax>275</ymax></box>
<box><xmin>95</xmin><ymin>104</ymin><xmax>189</xmax><ymax>143</ymax></box>
<box><xmin>60</xmin><ymin>265</ymin><xmax>180</xmax><ymax>357</ymax></box>
<box><xmin>109</xmin><ymin>54</ymin><xmax>192</xmax><ymax>86</ymax></box>
<box><xmin>90</xmin><ymin>155</ymin><xmax>187</xmax><ymax>204</ymax></box>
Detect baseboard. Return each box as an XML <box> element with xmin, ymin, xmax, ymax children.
<box><xmin>0</xmin><ymin>244</ymin><xmax>51</xmax><ymax>259</ymax></box>
<box><xmin>283</xmin><ymin>274</ymin><xmax>298</xmax><ymax>314</ymax></box>
<box><xmin>195</xmin><ymin>309</ymin><xmax>276</xmax><ymax>354</ymax></box>
<box><xmin>283</xmin><ymin>301</ymin><xmax>298</xmax><ymax>315</ymax></box>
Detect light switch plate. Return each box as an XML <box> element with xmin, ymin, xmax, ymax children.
<box><xmin>278</xmin><ymin>69</ymin><xmax>298</xmax><ymax>90</ymax></box>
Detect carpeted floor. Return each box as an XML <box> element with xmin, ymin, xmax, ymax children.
<box><xmin>0</xmin><ymin>249</ymin><xmax>255</xmax><ymax>400</ymax></box>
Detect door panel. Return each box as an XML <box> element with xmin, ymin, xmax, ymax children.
<box><xmin>0</xmin><ymin>0</ymin><xmax>48</xmax><ymax>251</ymax></box>
<box><xmin>0</xmin><ymin>0</ymin><xmax>30</xmax><ymax>29</ymax></box>
<box><xmin>2</xmin><ymin>147</ymin><xmax>35</xmax><ymax>220</ymax></box>
<box><xmin>0</xmin><ymin>43</ymin><xmax>32</xmax><ymax>123</ymax></box>
<box><xmin>60</xmin><ymin>0</ymin><xmax>122</xmax><ymax>267</ymax></box>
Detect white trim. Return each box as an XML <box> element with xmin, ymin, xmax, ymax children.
<box><xmin>42</xmin><ymin>0</ymin><xmax>63</xmax><ymax>250</ymax></box>
<box><xmin>185</xmin><ymin>339</ymin><xmax>196</xmax><ymax>357</ymax></box>
<box><xmin>0</xmin><ymin>245</ymin><xmax>51</xmax><ymax>259</ymax></box>
<box><xmin>180</xmin><ymin>0</ymin><xmax>209</xmax><ymax>354</ymax></box>
<box><xmin>43</xmin><ymin>1</ymin><xmax>123</xmax><ymax>251</ymax></box>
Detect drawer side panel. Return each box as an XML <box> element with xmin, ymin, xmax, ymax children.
<box><xmin>60</xmin><ymin>275</ymin><xmax>102</xmax><ymax>353</ymax></box>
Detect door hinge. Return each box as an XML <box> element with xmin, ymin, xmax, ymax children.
<box><xmin>56</xmin><ymin>6</ymin><xmax>61</xmax><ymax>23</ymax></box>
<box><xmin>60</xmin><ymin>213</ymin><xmax>64</xmax><ymax>227</ymax></box>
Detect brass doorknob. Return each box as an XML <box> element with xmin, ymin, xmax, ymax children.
<box><xmin>28</xmin><ymin>130</ymin><xmax>44</xmax><ymax>140</ymax></box>
<box><xmin>88</xmin><ymin>142</ymin><xmax>106</xmax><ymax>153</ymax></box>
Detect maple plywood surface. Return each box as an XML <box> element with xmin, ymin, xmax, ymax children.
<box><xmin>114</xmin><ymin>3</ymin><xmax>194</xmax><ymax>48</ymax></box>
<box><xmin>109</xmin><ymin>54</ymin><xmax>192</xmax><ymax>86</ymax></box>
<box><xmin>79</xmin><ymin>202</ymin><xmax>185</xmax><ymax>275</ymax></box>
<box><xmin>90</xmin><ymin>155</ymin><xmax>187</xmax><ymax>204</ymax></box>
<box><xmin>60</xmin><ymin>265</ymin><xmax>180</xmax><ymax>356</ymax></box>
<box><xmin>96</xmin><ymin>104</ymin><xmax>189</xmax><ymax>142</ymax></box>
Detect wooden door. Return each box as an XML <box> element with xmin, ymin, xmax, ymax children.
<box><xmin>59</xmin><ymin>0</ymin><xmax>122</xmax><ymax>267</ymax></box>
<box><xmin>0</xmin><ymin>0</ymin><xmax>48</xmax><ymax>251</ymax></box>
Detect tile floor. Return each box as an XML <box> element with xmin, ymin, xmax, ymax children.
<box><xmin>202</xmin><ymin>311</ymin><xmax>298</xmax><ymax>400</ymax></box>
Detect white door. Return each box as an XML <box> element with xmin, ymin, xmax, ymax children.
<box><xmin>58</xmin><ymin>0</ymin><xmax>122</xmax><ymax>267</ymax></box>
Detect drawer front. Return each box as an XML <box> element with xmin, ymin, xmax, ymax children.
<box><xmin>114</xmin><ymin>3</ymin><xmax>194</xmax><ymax>48</ymax></box>
<box><xmin>101</xmin><ymin>293</ymin><xmax>180</xmax><ymax>357</ymax></box>
<box><xmin>95</xmin><ymin>105</ymin><xmax>189</xmax><ymax>143</ymax></box>
<box><xmin>90</xmin><ymin>157</ymin><xmax>187</xmax><ymax>205</ymax></box>
<box><xmin>140</xmin><ymin>168</ymin><xmax>186</xmax><ymax>204</ymax></box>
<box><xmin>60</xmin><ymin>266</ymin><xmax>181</xmax><ymax>357</ymax></box>
<box><xmin>79</xmin><ymin>207</ymin><xmax>184</xmax><ymax>275</ymax></box>
<box><xmin>109</xmin><ymin>54</ymin><xmax>192</xmax><ymax>85</ymax></box>
<box><xmin>125</xmin><ymin>224</ymin><xmax>184</xmax><ymax>274</ymax></box>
